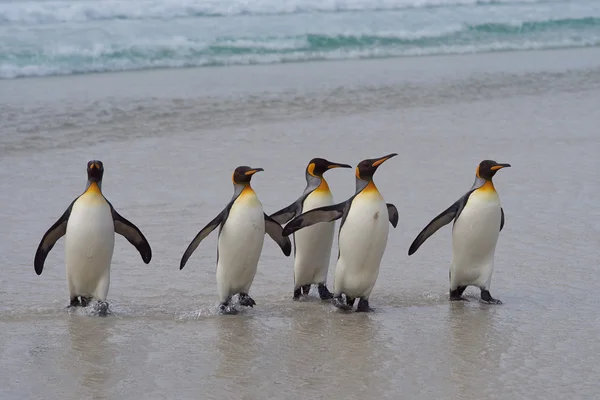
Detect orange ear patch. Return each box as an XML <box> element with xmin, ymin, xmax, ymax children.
<box><xmin>307</xmin><ymin>163</ymin><xmax>317</xmax><ymax>177</ymax></box>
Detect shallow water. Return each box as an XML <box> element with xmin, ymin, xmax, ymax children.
<box><xmin>1</xmin><ymin>48</ymin><xmax>600</xmax><ymax>399</ymax></box>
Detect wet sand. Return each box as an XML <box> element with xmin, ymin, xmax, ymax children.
<box><xmin>1</xmin><ymin>48</ymin><xmax>600</xmax><ymax>399</ymax></box>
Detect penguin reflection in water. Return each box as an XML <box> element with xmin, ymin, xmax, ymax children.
<box><xmin>283</xmin><ymin>154</ymin><xmax>399</xmax><ymax>312</ymax></box>
<box><xmin>408</xmin><ymin>160</ymin><xmax>511</xmax><ymax>304</ymax></box>
<box><xmin>270</xmin><ymin>158</ymin><xmax>352</xmax><ymax>301</ymax></box>
<box><xmin>180</xmin><ymin>166</ymin><xmax>292</xmax><ymax>315</ymax></box>
<box><xmin>34</xmin><ymin>160</ymin><xmax>152</xmax><ymax>316</ymax></box>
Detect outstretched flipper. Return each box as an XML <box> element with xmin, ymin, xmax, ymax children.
<box><xmin>109</xmin><ymin>203</ymin><xmax>152</xmax><ymax>264</ymax></box>
<box><xmin>180</xmin><ymin>206</ymin><xmax>230</xmax><ymax>270</ymax></box>
<box><xmin>269</xmin><ymin>200</ymin><xmax>302</xmax><ymax>226</ymax></box>
<box><xmin>387</xmin><ymin>203</ymin><xmax>399</xmax><ymax>228</ymax></box>
<box><xmin>500</xmin><ymin>208</ymin><xmax>505</xmax><ymax>232</ymax></box>
<box><xmin>408</xmin><ymin>191</ymin><xmax>474</xmax><ymax>256</ymax></box>
<box><xmin>282</xmin><ymin>202</ymin><xmax>348</xmax><ymax>237</ymax></box>
<box><xmin>34</xmin><ymin>199</ymin><xmax>77</xmax><ymax>275</ymax></box>
<box><xmin>264</xmin><ymin>214</ymin><xmax>292</xmax><ymax>256</ymax></box>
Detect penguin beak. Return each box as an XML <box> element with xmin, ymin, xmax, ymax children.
<box><xmin>327</xmin><ymin>162</ymin><xmax>352</xmax><ymax>169</ymax></box>
<box><xmin>372</xmin><ymin>153</ymin><xmax>398</xmax><ymax>168</ymax></box>
<box><xmin>90</xmin><ymin>162</ymin><xmax>98</xmax><ymax>170</ymax></box>
<box><xmin>491</xmin><ymin>163</ymin><xmax>511</xmax><ymax>171</ymax></box>
<box><xmin>245</xmin><ymin>168</ymin><xmax>264</xmax><ymax>176</ymax></box>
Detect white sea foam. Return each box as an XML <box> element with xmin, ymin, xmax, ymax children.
<box><xmin>0</xmin><ymin>0</ymin><xmax>550</xmax><ymax>24</ymax></box>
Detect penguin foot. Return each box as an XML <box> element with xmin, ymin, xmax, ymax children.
<box><xmin>301</xmin><ymin>285</ymin><xmax>311</xmax><ymax>296</ymax></box>
<box><xmin>93</xmin><ymin>301</ymin><xmax>110</xmax><ymax>317</ymax></box>
<box><xmin>238</xmin><ymin>293</ymin><xmax>256</xmax><ymax>308</ymax></box>
<box><xmin>480</xmin><ymin>290</ymin><xmax>502</xmax><ymax>305</ymax></box>
<box><xmin>293</xmin><ymin>288</ymin><xmax>302</xmax><ymax>301</ymax></box>
<box><xmin>218</xmin><ymin>303</ymin><xmax>238</xmax><ymax>315</ymax></box>
<box><xmin>317</xmin><ymin>284</ymin><xmax>334</xmax><ymax>300</ymax></box>
<box><xmin>69</xmin><ymin>296</ymin><xmax>93</xmax><ymax>307</ymax></box>
<box><xmin>346</xmin><ymin>297</ymin><xmax>356</xmax><ymax>307</ymax></box>
<box><xmin>68</xmin><ymin>297</ymin><xmax>82</xmax><ymax>308</ymax></box>
<box><xmin>355</xmin><ymin>298</ymin><xmax>373</xmax><ymax>313</ymax></box>
<box><xmin>80</xmin><ymin>296</ymin><xmax>92</xmax><ymax>307</ymax></box>
<box><xmin>333</xmin><ymin>295</ymin><xmax>352</xmax><ymax>311</ymax></box>
<box><xmin>449</xmin><ymin>286</ymin><xmax>468</xmax><ymax>301</ymax></box>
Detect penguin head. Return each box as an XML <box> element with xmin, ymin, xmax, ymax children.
<box><xmin>232</xmin><ymin>166</ymin><xmax>264</xmax><ymax>185</ymax></box>
<box><xmin>306</xmin><ymin>158</ymin><xmax>352</xmax><ymax>177</ymax></box>
<box><xmin>355</xmin><ymin>153</ymin><xmax>398</xmax><ymax>181</ymax></box>
<box><xmin>87</xmin><ymin>160</ymin><xmax>104</xmax><ymax>182</ymax></box>
<box><xmin>476</xmin><ymin>160</ymin><xmax>511</xmax><ymax>180</ymax></box>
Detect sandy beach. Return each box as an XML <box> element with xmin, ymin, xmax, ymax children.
<box><xmin>1</xmin><ymin>47</ymin><xmax>600</xmax><ymax>399</ymax></box>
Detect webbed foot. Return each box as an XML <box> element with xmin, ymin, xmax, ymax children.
<box><xmin>94</xmin><ymin>301</ymin><xmax>110</xmax><ymax>316</ymax></box>
<box><xmin>333</xmin><ymin>295</ymin><xmax>352</xmax><ymax>311</ymax></box>
<box><xmin>356</xmin><ymin>298</ymin><xmax>374</xmax><ymax>312</ymax></box>
<box><xmin>293</xmin><ymin>288</ymin><xmax>302</xmax><ymax>301</ymax></box>
<box><xmin>480</xmin><ymin>289</ymin><xmax>502</xmax><ymax>305</ymax></box>
<box><xmin>450</xmin><ymin>286</ymin><xmax>468</xmax><ymax>301</ymax></box>
<box><xmin>317</xmin><ymin>284</ymin><xmax>333</xmax><ymax>300</ymax></box>
<box><xmin>238</xmin><ymin>293</ymin><xmax>256</xmax><ymax>308</ymax></box>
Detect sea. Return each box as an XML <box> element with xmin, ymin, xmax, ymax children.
<box><xmin>1</xmin><ymin>0</ymin><xmax>600</xmax><ymax>79</ymax></box>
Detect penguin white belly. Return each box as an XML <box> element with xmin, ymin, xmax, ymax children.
<box><xmin>450</xmin><ymin>190</ymin><xmax>502</xmax><ymax>289</ymax></box>
<box><xmin>293</xmin><ymin>190</ymin><xmax>335</xmax><ymax>287</ymax></box>
<box><xmin>65</xmin><ymin>198</ymin><xmax>115</xmax><ymax>301</ymax></box>
<box><xmin>216</xmin><ymin>197</ymin><xmax>265</xmax><ymax>302</ymax></box>
<box><xmin>334</xmin><ymin>192</ymin><xmax>389</xmax><ymax>298</ymax></box>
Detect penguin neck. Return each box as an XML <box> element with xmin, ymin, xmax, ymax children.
<box><xmin>471</xmin><ymin>175</ymin><xmax>496</xmax><ymax>193</ymax></box>
<box><xmin>305</xmin><ymin>172</ymin><xmax>330</xmax><ymax>195</ymax></box>
<box><xmin>85</xmin><ymin>179</ymin><xmax>102</xmax><ymax>193</ymax></box>
<box><xmin>233</xmin><ymin>183</ymin><xmax>254</xmax><ymax>198</ymax></box>
<box><xmin>355</xmin><ymin>177</ymin><xmax>377</xmax><ymax>194</ymax></box>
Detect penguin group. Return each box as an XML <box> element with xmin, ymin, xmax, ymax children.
<box><xmin>34</xmin><ymin>156</ymin><xmax>510</xmax><ymax>316</ymax></box>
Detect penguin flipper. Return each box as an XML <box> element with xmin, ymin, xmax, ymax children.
<box><xmin>408</xmin><ymin>200</ymin><xmax>460</xmax><ymax>256</ymax></box>
<box><xmin>180</xmin><ymin>208</ymin><xmax>227</xmax><ymax>270</ymax></box>
<box><xmin>264</xmin><ymin>213</ymin><xmax>292</xmax><ymax>256</ymax></box>
<box><xmin>282</xmin><ymin>202</ymin><xmax>347</xmax><ymax>237</ymax></box>
<box><xmin>34</xmin><ymin>199</ymin><xmax>76</xmax><ymax>275</ymax></box>
<box><xmin>500</xmin><ymin>207</ymin><xmax>505</xmax><ymax>232</ymax></box>
<box><xmin>269</xmin><ymin>200</ymin><xmax>301</xmax><ymax>225</ymax></box>
<box><xmin>109</xmin><ymin>204</ymin><xmax>152</xmax><ymax>264</ymax></box>
<box><xmin>386</xmin><ymin>203</ymin><xmax>399</xmax><ymax>228</ymax></box>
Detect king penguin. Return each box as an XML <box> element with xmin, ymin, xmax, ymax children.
<box><xmin>179</xmin><ymin>166</ymin><xmax>292</xmax><ymax>314</ymax></box>
<box><xmin>408</xmin><ymin>160</ymin><xmax>511</xmax><ymax>304</ymax></box>
<box><xmin>270</xmin><ymin>158</ymin><xmax>351</xmax><ymax>301</ymax></box>
<box><xmin>282</xmin><ymin>154</ymin><xmax>399</xmax><ymax>312</ymax></box>
<box><xmin>34</xmin><ymin>160</ymin><xmax>152</xmax><ymax>315</ymax></box>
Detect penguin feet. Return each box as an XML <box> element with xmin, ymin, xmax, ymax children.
<box><xmin>293</xmin><ymin>288</ymin><xmax>302</xmax><ymax>301</ymax></box>
<box><xmin>355</xmin><ymin>298</ymin><xmax>374</xmax><ymax>312</ymax></box>
<box><xmin>68</xmin><ymin>296</ymin><xmax>92</xmax><ymax>308</ymax></box>
<box><xmin>333</xmin><ymin>295</ymin><xmax>352</xmax><ymax>311</ymax></box>
<box><xmin>449</xmin><ymin>286</ymin><xmax>468</xmax><ymax>301</ymax></box>
<box><xmin>80</xmin><ymin>296</ymin><xmax>92</xmax><ymax>307</ymax></box>
<box><xmin>238</xmin><ymin>293</ymin><xmax>256</xmax><ymax>308</ymax></box>
<box><xmin>480</xmin><ymin>290</ymin><xmax>502</xmax><ymax>305</ymax></box>
<box><xmin>317</xmin><ymin>284</ymin><xmax>334</xmax><ymax>300</ymax></box>
<box><xmin>301</xmin><ymin>285</ymin><xmax>311</xmax><ymax>296</ymax></box>
<box><xmin>346</xmin><ymin>297</ymin><xmax>356</xmax><ymax>307</ymax></box>
<box><xmin>93</xmin><ymin>301</ymin><xmax>110</xmax><ymax>317</ymax></box>
<box><xmin>68</xmin><ymin>297</ymin><xmax>81</xmax><ymax>308</ymax></box>
<box><xmin>219</xmin><ymin>303</ymin><xmax>239</xmax><ymax>315</ymax></box>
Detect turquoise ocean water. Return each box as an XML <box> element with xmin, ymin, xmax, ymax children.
<box><xmin>1</xmin><ymin>0</ymin><xmax>600</xmax><ymax>79</ymax></box>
